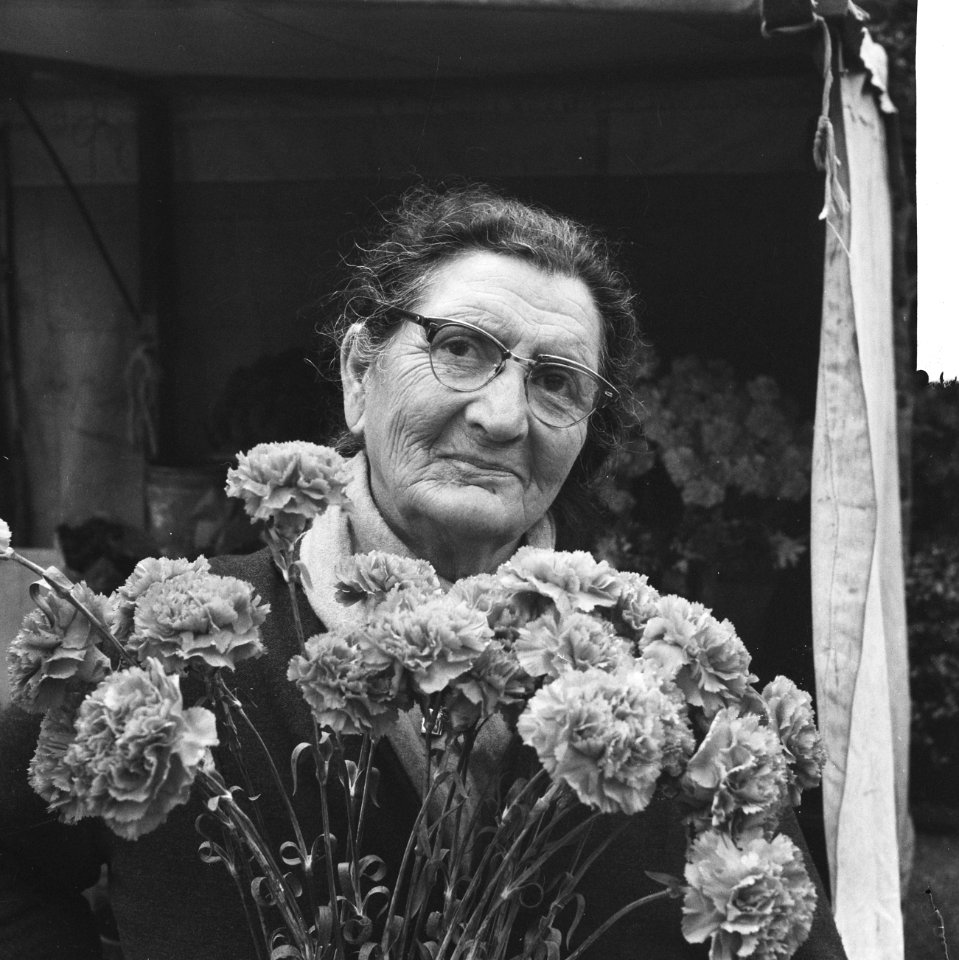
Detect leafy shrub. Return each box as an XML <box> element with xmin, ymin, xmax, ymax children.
<box><xmin>908</xmin><ymin>378</ymin><xmax>959</xmax><ymax>805</ymax></box>
<box><xmin>596</xmin><ymin>355</ymin><xmax>812</xmax><ymax>591</ymax></box>
<box><xmin>911</xmin><ymin>377</ymin><xmax>959</xmax><ymax>542</ymax></box>
<box><xmin>906</xmin><ymin>539</ymin><xmax>959</xmax><ymax>802</ymax></box>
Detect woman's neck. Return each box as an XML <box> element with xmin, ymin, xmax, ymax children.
<box><xmin>379</xmin><ymin>519</ymin><xmax>521</xmax><ymax>583</ymax></box>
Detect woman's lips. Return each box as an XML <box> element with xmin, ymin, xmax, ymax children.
<box><xmin>441</xmin><ymin>454</ymin><xmax>525</xmax><ymax>482</ymax></box>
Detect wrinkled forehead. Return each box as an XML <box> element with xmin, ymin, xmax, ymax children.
<box><xmin>409</xmin><ymin>250</ymin><xmax>604</xmax><ymax>365</ymax></box>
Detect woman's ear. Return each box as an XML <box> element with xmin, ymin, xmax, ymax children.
<box><xmin>340</xmin><ymin>324</ymin><xmax>369</xmax><ymax>437</ymax></box>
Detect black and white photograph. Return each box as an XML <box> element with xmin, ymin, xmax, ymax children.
<box><xmin>0</xmin><ymin>3</ymin><xmax>945</xmax><ymax>960</ymax></box>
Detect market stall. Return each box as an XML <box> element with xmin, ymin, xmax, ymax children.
<box><xmin>0</xmin><ymin>3</ymin><xmax>910</xmax><ymax>957</ymax></box>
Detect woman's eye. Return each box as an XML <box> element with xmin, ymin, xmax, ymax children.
<box><xmin>440</xmin><ymin>336</ymin><xmax>479</xmax><ymax>358</ymax></box>
<box><xmin>432</xmin><ymin>329</ymin><xmax>490</xmax><ymax>364</ymax></box>
<box><xmin>533</xmin><ymin>366</ymin><xmax>578</xmax><ymax>397</ymax></box>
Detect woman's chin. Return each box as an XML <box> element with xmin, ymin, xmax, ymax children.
<box><xmin>414</xmin><ymin>487</ymin><xmax>529</xmax><ymax>550</ymax></box>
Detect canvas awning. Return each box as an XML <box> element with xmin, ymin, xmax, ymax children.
<box><xmin>0</xmin><ymin>0</ymin><xmax>859</xmax><ymax>82</ymax></box>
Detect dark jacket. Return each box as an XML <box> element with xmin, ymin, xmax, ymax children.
<box><xmin>0</xmin><ymin>549</ymin><xmax>847</xmax><ymax>960</ymax></box>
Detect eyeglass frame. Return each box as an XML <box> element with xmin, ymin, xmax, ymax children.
<box><xmin>385</xmin><ymin>306</ymin><xmax>619</xmax><ymax>427</ymax></box>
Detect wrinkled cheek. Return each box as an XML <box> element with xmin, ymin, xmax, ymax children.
<box><xmin>530</xmin><ymin>429</ymin><xmax>588</xmax><ymax>498</ymax></box>
<box><xmin>382</xmin><ymin>412</ymin><xmax>430</xmax><ymax>458</ymax></box>
<box><xmin>369</xmin><ymin>415</ymin><xmax>440</xmax><ymax>489</ymax></box>
<box><xmin>365</xmin><ymin>373</ymin><xmax>450</xmax><ymax>479</ymax></box>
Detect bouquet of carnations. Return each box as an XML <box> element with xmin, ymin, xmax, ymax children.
<box><xmin>1</xmin><ymin>442</ymin><xmax>826</xmax><ymax>960</ymax></box>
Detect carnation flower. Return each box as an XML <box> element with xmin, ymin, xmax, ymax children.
<box><xmin>682</xmin><ymin>831</ymin><xmax>816</xmax><ymax>960</ymax></box>
<box><xmin>447</xmin><ymin>573</ymin><xmax>531</xmax><ymax>635</ymax></box>
<box><xmin>28</xmin><ymin>701</ymin><xmax>81</xmax><ymax>805</ymax></box>
<box><xmin>7</xmin><ymin>584</ymin><xmax>112</xmax><ymax>713</ymax></box>
<box><xmin>115</xmin><ymin>556</ymin><xmax>212</xmax><ymax>638</ymax></box>
<box><xmin>447</xmin><ymin>573</ymin><xmax>499</xmax><ymax>611</ymax></box>
<box><xmin>514</xmin><ymin>610</ymin><xmax>631</xmax><ymax>680</ymax></box>
<box><xmin>125</xmin><ymin>570</ymin><xmax>268</xmax><ymax>674</ymax></box>
<box><xmin>225</xmin><ymin>441</ymin><xmax>351</xmax><ymax>539</ymax></box>
<box><xmin>644</xmin><ymin>667</ymin><xmax>698</xmax><ymax>780</ymax></box>
<box><xmin>640</xmin><ymin>596</ymin><xmax>755</xmax><ymax>717</ymax></box>
<box><xmin>0</xmin><ymin>517</ymin><xmax>11</xmax><ymax>553</ymax></box>
<box><xmin>334</xmin><ymin>551</ymin><xmax>441</xmax><ymax>606</ymax></box>
<box><xmin>681</xmin><ymin>708</ymin><xmax>789</xmax><ymax>837</ymax></box>
<box><xmin>287</xmin><ymin>632</ymin><xmax>403</xmax><ymax>737</ymax></box>
<box><xmin>497</xmin><ymin>548</ymin><xmax>622</xmax><ymax>615</ymax></box>
<box><xmin>358</xmin><ymin>595</ymin><xmax>492</xmax><ymax>696</ymax></box>
<box><xmin>761</xmin><ymin>677</ymin><xmax>826</xmax><ymax>805</ymax></box>
<box><xmin>45</xmin><ymin>659</ymin><xmax>218</xmax><ymax>839</ymax></box>
<box><xmin>446</xmin><ymin>636</ymin><xmax>527</xmax><ymax>728</ymax></box>
<box><xmin>517</xmin><ymin>664</ymin><xmax>691</xmax><ymax>815</ymax></box>
<box><xmin>613</xmin><ymin>571</ymin><xmax>662</xmax><ymax>638</ymax></box>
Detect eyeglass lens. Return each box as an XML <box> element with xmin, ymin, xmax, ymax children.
<box><xmin>429</xmin><ymin>324</ymin><xmax>600</xmax><ymax>427</ymax></box>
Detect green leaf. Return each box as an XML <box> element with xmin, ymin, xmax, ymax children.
<box><xmin>269</xmin><ymin>946</ymin><xmax>303</xmax><ymax>959</ymax></box>
<box><xmin>196</xmin><ymin>839</ymin><xmax>230</xmax><ymax>867</ymax></box>
<box><xmin>280</xmin><ymin>840</ymin><xmax>305</xmax><ymax>867</ymax></box>
<box><xmin>415</xmin><ymin>941</ymin><xmax>438</xmax><ymax>960</ymax></box>
<box><xmin>290</xmin><ymin>742</ymin><xmax>313</xmax><ymax>795</ymax></box>
<box><xmin>356</xmin><ymin>854</ymin><xmax>388</xmax><ymax>884</ymax></box>
<box><xmin>281</xmin><ymin>871</ymin><xmax>303</xmax><ymax>898</ymax></box>
<box><xmin>345</xmin><ymin>758</ymin><xmax>360</xmax><ymax>795</ymax></box>
<box><xmin>250</xmin><ymin>876</ymin><xmax>276</xmax><ymax>907</ymax></box>
<box><xmin>337</xmin><ymin>861</ymin><xmax>356</xmax><ymax>902</ymax></box>
<box><xmin>313</xmin><ymin>905</ymin><xmax>334</xmax><ymax>943</ymax></box>
<box><xmin>565</xmin><ymin>893</ymin><xmax>587</xmax><ymax>942</ymax></box>
<box><xmin>41</xmin><ymin>565</ymin><xmax>74</xmax><ymax>591</ymax></box>
<box><xmin>346</xmin><ymin>916</ymin><xmax>374</xmax><ymax>945</ymax></box>
<box><xmin>293</xmin><ymin>559</ymin><xmax>313</xmax><ymax>592</ymax></box>
<box><xmin>645</xmin><ymin>871</ymin><xmax>684</xmax><ymax>896</ymax></box>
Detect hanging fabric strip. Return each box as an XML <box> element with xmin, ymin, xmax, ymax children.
<box><xmin>809</xmin><ymin>17</ymin><xmax>866</xmax><ymax>915</ymax></box>
<box><xmin>810</xmin><ymin>126</ymin><xmax>874</xmax><ymax>910</ymax></box>
<box><xmin>828</xmin><ymin>68</ymin><xmax>908</xmax><ymax>960</ymax></box>
<box><xmin>760</xmin><ymin>3</ymin><xmax>850</xmax><ymax>240</ymax></box>
<box><xmin>811</xmin><ymin>20</ymin><xmax>851</xmax><ymax>244</ymax></box>
<box><xmin>810</xmin><ymin>20</ymin><xmax>907</xmax><ymax>956</ymax></box>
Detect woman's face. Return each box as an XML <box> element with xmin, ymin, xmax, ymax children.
<box><xmin>343</xmin><ymin>250</ymin><xmax>603</xmax><ymax>572</ymax></box>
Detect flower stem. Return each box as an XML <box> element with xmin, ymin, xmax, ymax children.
<box><xmin>286</xmin><ymin>568</ymin><xmax>309</xmax><ymax>655</ymax></box>
<box><xmin>6</xmin><ymin>550</ymin><xmax>135</xmax><ymax>666</ymax></box>
<box><xmin>198</xmin><ymin>769</ymin><xmax>313</xmax><ymax>958</ymax></box>
<box><xmin>313</xmin><ymin>726</ymin><xmax>348</xmax><ymax>960</ymax></box>
<box><xmin>212</xmin><ymin>676</ymin><xmax>319</xmax><ymax>926</ymax></box>
<box><xmin>215</xmin><ymin>676</ymin><xmax>309</xmax><ymax>853</ymax></box>
<box><xmin>440</xmin><ymin>774</ymin><xmax>556</xmax><ymax>960</ymax></box>
<box><xmin>352</xmin><ymin>735</ymin><xmax>374</xmax><ymax>856</ymax></box>
<box><xmin>213</xmin><ymin>820</ymin><xmax>273</xmax><ymax>960</ymax></box>
<box><xmin>281</xmin><ymin>549</ymin><xmax>347</xmax><ymax>957</ymax></box>
<box><xmin>380</xmin><ymin>773</ymin><xmax>454</xmax><ymax>956</ymax></box>
<box><xmin>563</xmin><ymin>889</ymin><xmax>672</xmax><ymax>960</ymax></box>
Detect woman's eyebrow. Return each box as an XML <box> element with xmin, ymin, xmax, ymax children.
<box><xmin>449</xmin><ymin>312</ymin><xmax>594</xmax><ymax>363</ymax></box>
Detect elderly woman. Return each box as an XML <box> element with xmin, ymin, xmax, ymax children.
<box><xmin>0</xmin><ymin>184</ymin><xmax>845</xmax><ymax>959</ymax></box>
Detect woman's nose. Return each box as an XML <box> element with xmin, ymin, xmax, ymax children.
<box><xmin>463</xmin><ymin>364</ymin><xmax>530</xmax><ymax>440</ymax></box>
